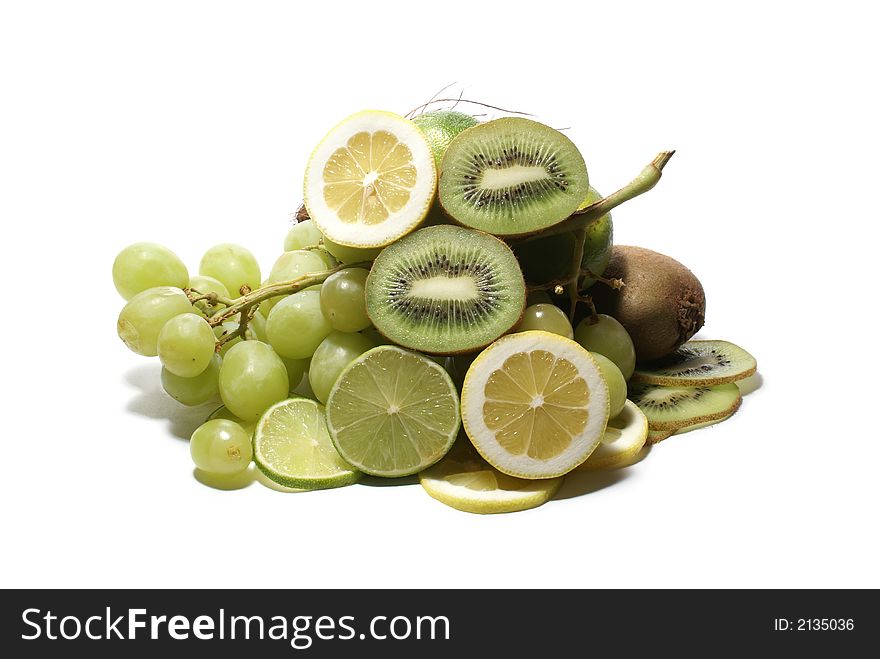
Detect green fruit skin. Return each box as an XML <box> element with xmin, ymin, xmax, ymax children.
<box><xmin>116</xmin><ymin>287</ymin><xmax>194</xmax><ymax>357</ymax></box>
<box><xmin>512</xmin><ymin>187</ymin><xmax>612</xmax><ymax>288</ymax></box>
<box><xmin>591</xmin><ymin>352</ymin><xmax>627</xmax><ymax>419</ymax></box>
<box><xmin>218</xmin><ymin>341</ymin><xmax>290</xmax><ymax>421</ymax></box>
<box><xmin>161</xmin><ymin>355</ymin><xmax>222</xmax><ymax>406</ymax></box>
<box><xmin>574</xmin><ymin>314</ymin><xmax>637</xmax><ymax>380</ymax></box>
<box><xmin>412</xmin><ymin>110</ymin><xmax>479</xmax><ymax>168</ymax></box>
<box><xmin>112</xmin><ymin>242</ymin><xmax>189</xmax><ymax>301</ymax></box>
<box><xmin>308</xmin><ymin>331</ymin><xmax>377</xmax><ymax>403</ymax></box>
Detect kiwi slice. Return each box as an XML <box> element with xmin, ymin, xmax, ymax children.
<box><xmin>365</xmin><ymin>225</ymin><xmax>526</xmax><ymax>354</ymax></box>
<box><xmin>648</xmin><ymin>408</ymin><xmax>738</xmax><ymax>444</ymax></box>
<box><xmin>632</xmin><ymin>340</ymin><xmax>757</xmax><ymax>386</ymax></box>
<box><xmin>439</xmin><ymin>118</ymin><xmax>589</xmax><ymax>236</ymax></box>
<box><xmin>628</xmin><ymin>382</ymin><xmax>742</xmax><ymax>431</ymax></box>
<box><xmin>646</xmin><ymin>429</ymin><xmax>673</xmax><ymax>445</ymax></box>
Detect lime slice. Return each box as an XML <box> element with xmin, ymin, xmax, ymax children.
<box><xmin>303</xmin><ymin>110</ymin><xmax>436</xmax><ymax>249</ymax></box>
<box><xmin>461</xmin><ymin>331</ymin><xmax>610</xmax><ymax>479</ymax></box>
<box><xmin>325</xmin><ymin>346</ymin><xmax>460</xmax><ymax>477</ymax></box>
<box><xmin>253</xmin><ymin>398</ymin><xmax>361</xmax><ymax>490</ymax></box>
<box><xmin>577</xmin><ymin>400</ymin><xmax>648</xmax><ymax>471</ymax></box>
<box><xmin>420</xmin><ymin>440</ymin><xmax>562</xmax><ymax>514</ymax></box>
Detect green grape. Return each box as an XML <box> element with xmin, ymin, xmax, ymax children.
<box><xmin>320</xmin><ymin>268</ymin><xmax>370</xmax><ymax>332</ymax></box>
<box><xmin>323</xmin><ymin>235</ymin><xmax>382</xmax><ymax>264</ymax></box>
<box><xmin>283</xmin><ymin>219</ymin><xmax>323</xmax><ymax>251</ymax></box>
<box><xmin>265</xmin><ymin>290</ymin><xmax>332</xmax><ymax>359</ymax></box>
<box><xmin>188</xmin><ymin>274</ymin><xmax>230</xmax><ymax>298</ymax></box>
<box><xmin>249</xmin><ymin>311</ymin><xmax>268</xmax><ymax>342</ymax></box>
<box><xmin>199</xmin><ymin>243</ymin><xmax>261</xmax><ymax>297</ymax></box>
<box><xmin>281</xmin><ymin>356</ymin><xmax>308</xmax><ymax>392</ymax></box>
<box><xmin>591</xmin><ymin>352</ymin><xmax>627</xmax><ymax>419</ymax></box>
<box><xmin>218</xmin><ymin>341</ymin><xmax>289</xmax><ymax>421</ymax></box>
<box><xmin>215</xmin><ymin>318</ymin><xmax>256</xmax><ymax>357</ymax></box>
<box><xmin>516</xmin><ymin>303</ymin><xmax>574</xmax><ymax>339</ymax></box>
<box><xmin>157</xmin><ymin>314</ymin><xmax>216</xmax><ymax>377</ymax></box>
<box><xmin>117</xmin><ymin>287</ymin><xmax>194</xmax><ymax>356</ymax></box>
<box><xmin>308</xmin><ymin>331</ymin><xmax>376</xmax><ymax>403</ymax></box>
<box><xmin>574</xmin><ymin>314</ymin><xmax>637</xmax><ymax>380</ymax></box>
<box><xmin>259</xmin><ymin>250</ymin><xmax>329</xmax><ymax>317</ymax></box>
<box><xmin>162</xmin><ymin>354</ymin><xmax>221</xmax><ymax>406</ymax></box>
<box><xmin>268</xmin><ymin>249</ymin><xmax>327</xmax><ymax>282</ymax></box>
<box><xmin>190</xmin><ymin>419</ymin><xmax>253</xmax><ymax>475</ymax></box>
<box><xmin>112</xmin><ymin>242</ymin><xmax>189</xmax><ymax>301</ymax></box>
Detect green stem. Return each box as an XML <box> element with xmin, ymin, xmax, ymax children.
<box><xmin>513</xmin><ymin>150</ymin><xmax>675</xmax><ymax>244</ymax></box>
<box><xmin>207</xmin><ymin>262</ymin><xmax>370</xmax><ymax>327</ymax></box>
<box><xmin>567</xmin><ymin>228</ymin><xmax>586</xmax><ymax>322</ymax></box>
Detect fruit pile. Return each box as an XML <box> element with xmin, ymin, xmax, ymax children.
<box><xmin>114</xmin><ymin>106</ymin><xmax>757</xmax><ymax>514</ymax></box>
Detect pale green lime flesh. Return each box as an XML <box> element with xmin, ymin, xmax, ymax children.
<box><xmin>253</xmin><ymin>398</ymin><xmax>361</xmax><ymax>490</ymax></box>
<box><xmin>326</xmin><ymin>346</ymin><xmax>461</xmax><ymax>477</ymax></box>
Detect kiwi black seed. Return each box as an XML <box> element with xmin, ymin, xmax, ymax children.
<box><xmin>632</xmin><ymin>340</ymin><xmax>757</xmax><ymax>387</ymax></box>
<box><xmin>365</xmin><ymin>225</ymin><xmax>526</xmax><ymax>354</ymax></box>
<box><xmin>438</xmin><ymin>118</ymin><xmax>589</xmax><ymax>236</ymax></box>
<box><xmin>627</xmin><ymin>382</ymin><xmax>742</xmax><ymax>431</ymax></box>
<box><xmin>591</xmin><ymin>245</ymin><xmax>706</xmax><ymax>362</ymax></box>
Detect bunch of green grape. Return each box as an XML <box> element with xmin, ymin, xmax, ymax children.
<box><xmin>114</xmin><ymin>220</ymin><xmax>640</xmax><ymax>484</ymax></box>
<box><xmin>113</xmin><ymin>226</ymin><xmax>379</xmax><ymax>479</ymax></box>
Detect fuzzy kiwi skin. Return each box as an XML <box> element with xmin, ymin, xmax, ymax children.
<box><xmin>590</xmin><ymin>246</ymin><xmax>705</xmax><ymax>362</ymax></box>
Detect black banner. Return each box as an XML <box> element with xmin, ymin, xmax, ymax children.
<box><xmin>0</xmin><ymin>589</ymin><xmax>874</xmax><ymax>656</ymax></box>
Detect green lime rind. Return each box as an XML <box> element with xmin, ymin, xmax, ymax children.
<box><xmin>412</xmin><ymin>110</ymin><xmax>479</xmax><ymax>168</ymax></box>
<box><xmin>326</xmin><ymin>346</ymin><xmax>461</xmax><ymax>478</ymax></box>
<box><xmin>254</xmin><ymin>459</ymin><xmax>361</xmax><ymax>491</ymax></box>
<box><xmin>253</xmin><ymin>398</ymin><xmax>362</xmax><ymax>491</ymax></box>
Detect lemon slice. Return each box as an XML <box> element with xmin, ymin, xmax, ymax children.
<box><xmin>253</xmin><ymin>398</ymin><xmax>361</xmax><ymax>490</ymax></box>
<box><xmin>325</xmin><ymin>346</ymin><xmax>460</xmax><ymax>477</ymax></box>
<box><xmin>304</xmin><ymin>110</ymin><xmax>436</xmax><ymax>249</ymax></box>
<box><xmin>419</xmin><ymin>440</ymin><xmax>563</xmax><ymax>514</ymax></box>
<box><xmin>577</xmin><ymin>400</ymin><xmax>648</xmax><ymax>471</ymax></box>
<box><xmin>461</xmin><ymin>330</ymin><xmax>610</xmax><ymax>479</ymax></box>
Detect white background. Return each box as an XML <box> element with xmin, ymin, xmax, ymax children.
<box><xmin>2</xmin><ymin>1</ymin><xmax>878</xmax><ymax>589</ymax></box>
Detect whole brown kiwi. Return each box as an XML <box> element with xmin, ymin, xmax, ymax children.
<box><xmin>590</xmin><ymin>245</ymin><xmax>705</xmax><ymax>362</ymax></box>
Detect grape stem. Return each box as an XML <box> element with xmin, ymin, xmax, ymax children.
<box><xmin>512</xmin><ymin>150</ymin><xmax>675</xmax><ymax>245</ymax></box>
<box><xmin>207</xmin><ymin>262</ymin><xmax>371</xmax><ymax>328</ymax></box>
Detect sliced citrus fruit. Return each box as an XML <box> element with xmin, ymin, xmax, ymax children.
<box><xmin>419</xmin><ymin>440</ymin><xmax>562</xmax><ymax>514</ymax></box>
<box><xmin>304</xmin><ymin>110</ymin><xmax>436</xmax><ymax>249</ymax></box>
<box><xmin>577</xmin><ymin>400</ymin><xmax>648</xmax><ymax>471</ymax></box>
<box><xmin>253</xmin><ymin>398</ymin><xmax>361</xmax><ymax>490</ymax></box>
<box><xmin>461</xmin><ymin>330</ymin><xmax>610</xmax><ymax>479</ymax></box>
<box><xmin>325</xmin><ymin>346</ymin><xmax>460</xmax><ymax>477</ymax></box>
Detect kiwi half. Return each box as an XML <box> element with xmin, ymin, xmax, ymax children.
<box><xmin>439</xmin><ymin>118</ymin><xmax>589</xmax><ymax>236</ymax></box>
<box><xmin>632</xmin><ymin>340</ymin><xmax>757</xmax><ymax>387</ymax></box>
<box><xmin>628</xmin><ymin>382</ymin><xmax>742</xmax><ymax>431</ymax></box>
<box><xmin>365</xmin><ymin>225</ymin><xmax>526</xmax><ymax>354</ymax></box>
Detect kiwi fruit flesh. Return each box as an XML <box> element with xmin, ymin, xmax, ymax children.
<box><xmin>632</xmin><ymin>339</ymin><xmax>757</xmax><ymax>386</ymax></box>
<box><xmin>513</xmin><ymin>186</ymin><xmax>613</xmax><ymax>287</ymax></box>
<box><xmin>439</xmin><ymin>117</ymin><xmax>589</xmax><ymax>236</ymax></box>
<box><xmin>591</xmin><ymin>246</ymin><xmax>706</xmax><ymax>362</ymax></box>
<box><xmin>628</xmin><ymin>382</ymin><xmax>741</xmax><ymax>431</ymax></box>
<box><xmin>365</xmin><ymin>225</ymin><xmax>526</xmax><ymax>354</ymax></box>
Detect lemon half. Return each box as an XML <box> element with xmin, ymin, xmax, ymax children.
<box><xmin>304</xmin><ymin>110</ymin><xmax>436</xmax><ymax>249</ymax></box>
<box><xmin>461</xmin><ymin>331</ymin><xmax>610</xmax><ymax>479</ymax></box>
